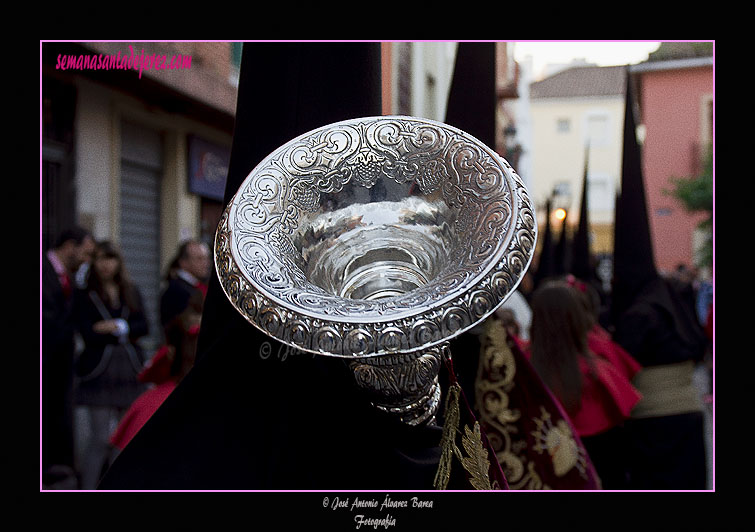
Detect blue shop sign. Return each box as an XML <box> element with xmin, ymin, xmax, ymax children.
<box><xmin>188</xmin><ymin>135</ymin><xmax>230</xmax><ymax>201</ymax></box>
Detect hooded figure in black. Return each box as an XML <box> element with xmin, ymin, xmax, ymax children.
<box><xmin>611</xmin><ymin>69</ymin><xmax>708</xmax><ymax>490</ymax></box>
<box><xmin>553</xmin><ymin>210</ymin><xmax>571</xmax><ymax>277</ymax></box>
<box><xmin>442</xmin><ymin>43</ymin><xmax>600</xmax><ymax>491</ymax></box>
<box><xmin>441</xmin><ymin>42</ymin><xmax>500</xmax><ymax>408</ymax></box>
<box><xmin>533</xmin><ymin>198</ymin><xmax>555</xmax><ymax>288</ymax></box>
<box><xmin>98</xmin><ymin>43</ymin><xmax>450</xmax><ymax>490</ymax></box>
<box><xmin>571</xmin><ymin>147</ymin><xmax>594</xmax><ymax>285</ymax></box>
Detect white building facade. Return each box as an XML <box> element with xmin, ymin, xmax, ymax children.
<box><xmin>528</xmin><ymin>65</ymin><xmax>626</xmax><ymax>253</ymax></box>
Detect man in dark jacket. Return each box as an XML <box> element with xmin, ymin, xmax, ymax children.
<box><xmin>160</xmin><ymin>239</ymin><xmax>211</xmax><ymax>329</ymax></box>
<box><xmin>42</xmin><ymin>226</ymin><xmax>95</xmax><ymax>488</ymax></box>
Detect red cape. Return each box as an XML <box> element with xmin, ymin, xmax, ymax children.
<box><xmin>588</xmin><ymin>325</ymin><xmax>642</xmax><ymax>381</ymax></box>
<box><xmin>110</xmin><ymin>381</ymin><xmax>176</xmax><ymax>450</ymax></box>
<box><xmin>518</xmin><ymin>327</ymin><xmax>643</xmax><ymax>438</ymax></box>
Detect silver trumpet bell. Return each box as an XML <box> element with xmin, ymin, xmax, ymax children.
<box><xmin>215</xmin><ymin>115</ymin><xmax>537</xmax><ymax>426</ymax></box>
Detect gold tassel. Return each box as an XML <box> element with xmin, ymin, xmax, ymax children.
<box><xmin>457</xmin><ymin>422</ymin><xmax>493</xmax><ymax>490</ymax></box>
<box><xmin>434</xmin><ymin>382</ymin><xmax>461</xmax><ymax>490</ymax></box>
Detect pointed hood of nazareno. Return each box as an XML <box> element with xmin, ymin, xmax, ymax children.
<box><xmin>444</xmin><ymin>42</ymin><xmax>497</xmax><ymax>149</ymax></box>
<box><xmin>571</xmin><ymin>146</ymin><xmax>593</xmax><ymax>282</ymax></box>
<box><xmin>611</xmin><ymin>68</ymin><xmax>659</xmax><ymax>322</ymax></box>
<box><xmin>440</xmin><ymin>41</ymin><xmax>512</xmax><ymax>489</ymax></box>
<box><xmin>610</xmin><ymin>70</ymin><xmax>707</xmax><ymax>370</ymax></box>
<box><xmin>534</xmin><ymin>198</ymin><xmax>555</xmax><ymax>287</ymax></box>
<box><xmin>554</xmin><ymin>209</ymin><xmax>570</xmax><ymax>276</ymax></box>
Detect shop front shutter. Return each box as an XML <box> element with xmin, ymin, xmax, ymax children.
<box><xmin>120</xmin><ymin>121</ymin><xmax>163</xmax><ymax>353</ymax></box>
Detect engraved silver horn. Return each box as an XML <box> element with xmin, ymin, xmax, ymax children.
<box><xmin>215</xmin><ymin>115</ymin><xmax>537</xmax><ymax>426</ymax></box>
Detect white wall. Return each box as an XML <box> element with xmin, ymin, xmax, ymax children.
<box><xmin>391</xmin><ymin>42</ymin><xmax>458</xmax><ymax>122</ymax></box>
<box><xmin>529</xmin><ymin>95</ymin><xmax>624</xmax><ymax>225</ymax></box>
<box><xmin>75</xmin><ymin>79</ymin><xmax>114</xmax><ymax>241</ymax></box>
<box><xmin>72</xmin><ymin>78</ymin><xmax>232</xmax><ymax>272</ymax></box>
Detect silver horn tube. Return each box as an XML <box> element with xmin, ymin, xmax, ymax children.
<box><xmin>215</xmin><ymin>116</ymin><xmax>536</xmax><ymax>426</ymax></box>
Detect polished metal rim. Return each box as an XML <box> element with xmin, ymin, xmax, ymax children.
<box><xmin>215</xmin><ymin>115</ymin><xmax>536</xmax><ymax>358</ymax></box>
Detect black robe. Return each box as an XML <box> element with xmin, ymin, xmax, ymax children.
<box><xmin>41</xmin><ymin>253</ymin><xmax>76</xmax><ymax>477</ymax></box>
<box><xmin>99</xmin><ymin>43</ymin><xmax>451</xmax><ymax>490</ymax></box>
<box><xmin>614</xmin><ymin>276</ymin><xmax>708</xmax><ymax>489</ymax></box>
<box><xmin>160</xmin><ymin>275</ymin><xmax>204</xmax><ymax>328</ymax></box>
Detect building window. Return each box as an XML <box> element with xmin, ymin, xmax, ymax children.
<box><xmin>587</xmin><ymin>173</ymin><xmax>614</xmax><ymax>212</ymax></box>
<box><xmin>585</xmin><ymin>112</ymin><xmax>610</xmax><ymax>147</ymax></box>
<box><xmin>701</xmin><ymin>95</ymin><xmax>713</xmax><ymax>148</ymax></box>
<box><xmin>553</xmin><ymin>181</ymin><xmax>571</xmax><ymax>197</ymax></box>
<box><xmin>557</xmin><ymin>118</ymin><xmax>570</xmax><ymax>133</ymax></box>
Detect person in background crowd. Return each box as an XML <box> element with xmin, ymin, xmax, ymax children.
<box><xmin>110</xmin><ymin>290</ymin><xmax>203</xmax><ymax>452</ymax></box>
<box><xmin>108</xmin><ymin>240</ymin><xmax>210</xmax><ymax>463</ymax></box>
<box><xmin>42</xmin><ymin>226</ymin><xmax>95</xmax><ymax>489</ymax></box>
<box><xmin>613</xmin><ymin>273</ymin><xmax>708</xmax><ymax>489</ymax></box>
<box><xmin>73</xmin><ymin>241</ymin><xmax>149</xmax><ymax>489</ymax></box>
<box><xmin>565</xmin><ymin>274</ymin><xmax>643</xmax><ymax>382</ymax></box>
<box><xmin>528</xmin><ymin>280</ymin><xmax>642</xmax><ymax>489</ymax></box>
<box><xmin>687</xmin><ymin>266</ymin><xmax>713</xmax><ymax>403</ymax></box>
<box><xmin>160</xmin><ymin>240</ymin><xmax>210</xmax><ymax>329</ymax></box>
<box><xmin>610</xmin><ymin>67</ymin><xmax>709</xmax><ymax>489</ymax></box>
<box><xmin>495</xmin><ymin>288</ymin><xmax>532</xmax><ymax>341</ymax></box>
<box><xmin>495</xmin><ymin>308</ymin><xmax>522</xmax><ymax>340</ymax></box>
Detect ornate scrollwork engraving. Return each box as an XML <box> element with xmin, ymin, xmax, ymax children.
<box><xmin>215</xmin><ymin>116</ymin><xmax>537</xmax><ymax>425</ymax></box>
<box><xmin>349</xmin><ymin>346</ymin><xmax>443</xmax><ymax>425</ymax></box>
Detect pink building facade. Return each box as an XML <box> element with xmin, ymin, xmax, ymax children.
<box><xmin>632</xmin><ymin>57</ymin><xmax>714</xmax><ymax>274</ymax></box>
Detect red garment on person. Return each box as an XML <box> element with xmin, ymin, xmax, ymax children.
<box><xmin>705</xmin><ymin>303</ymin><xmax>713</xmax><ymax>340</ymax></box>
<box><xmin>46</xmin><ymin>249</ymin><xmax>72</xmax><ymax>299</ymax></box>
<box><xmin>110</xmin><ymin>324</ymin><xmax>201</xmax><ymax>450</ymax></box>
<box><xmin>571</xmin><ymin>356</ymin><xmax>642</xmax><ymax>437</ymax></box>
<box><xmin>519</xmin><ymin>332</ymin><xmax>642</xmax><ymax>438</ymax></box>
<box><xmin>197</xmin><ymin>282</ymin><xmax>208</xmax><ymax>298</ymax></box>
<box><xmin>588</xmin><ymin>325</ymin><xmax>642</xmax><ymax>381</ymax></box>
<box><xmin>109</xmin><ymin>381</ymin><xmax>176</xmax><ymax>450</ymax></box>
<box><xmin>109</xmin><ymin>345</ymin><xmax>176</xmax><ymax>450</ymax></box>
<box><xmin>137</xmin><ymin>344</ymin><xmax>174</xmax><ymax>385</ymax></box>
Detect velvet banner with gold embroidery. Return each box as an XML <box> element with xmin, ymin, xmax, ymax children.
<box><xmin>474</xmin><ymin>319</ymin><xmax>601</xmax><ymax>490</ymax></box>
<box><xmin>435</xmin><ymin>351</ymin><xmax>509</xmax><ymax>491</ymax></box>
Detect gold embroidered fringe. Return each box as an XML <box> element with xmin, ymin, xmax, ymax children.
<box><xmin>434</xmin><ymin>382</ymin><xmax>461</xmax><ymax>490</ymax></box>
<box><xmin>433</xmin><ymin>382</ymin><xmax>493</xmax><ymax>490</ymax></box>
<box><xmin>458</xmin><ymin>422</ymin><xmax>493</xmax><ymax>490</ymax></box>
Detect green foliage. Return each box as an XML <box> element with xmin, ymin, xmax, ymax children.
<box><xmin>648</xmin><ymin>42</ymin><xmax>714</xmax><ymax>62</ymax></box>
<box><xmin>666</xmin><ymin>144</ymin><xmax>713</xmax><ymax>268</ymax></box>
